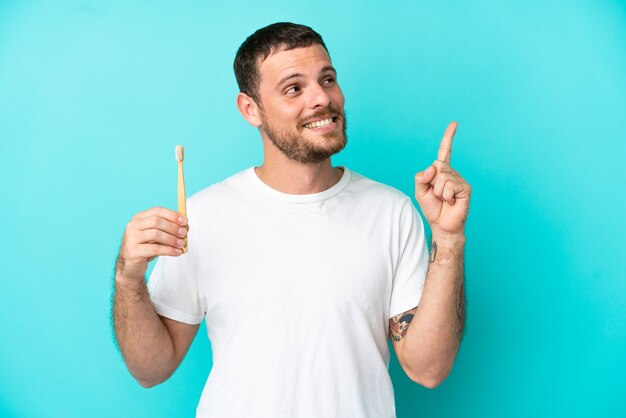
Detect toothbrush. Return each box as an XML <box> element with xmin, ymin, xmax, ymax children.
<box><xmin>175</xmin><ymin>145</ymin><xmax>188</xmax><ymax>254</ymax></box>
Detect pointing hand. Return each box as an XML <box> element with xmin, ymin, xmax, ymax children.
<box><xmin>414</xmin><ymin>122</ymin><xmax>472</xmax><ymax>237</ymax></box>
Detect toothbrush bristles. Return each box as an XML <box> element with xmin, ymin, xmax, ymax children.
<box><xmin>175</xmin><ymin>145</ymin><xmax>184</xmax><ymax>162</ymax></box>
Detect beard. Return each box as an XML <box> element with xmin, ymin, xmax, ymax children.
<box><xmin>259</xmin><ymin>106</ymin><xmax>348</xmax><ymax>164</ymax></box>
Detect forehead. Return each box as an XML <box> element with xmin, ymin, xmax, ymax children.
<box><xmin>258</xmin><ymin>44</ymin><xmax>333</xmax><ymax>87</ymax></box>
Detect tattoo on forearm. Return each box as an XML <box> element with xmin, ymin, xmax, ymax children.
<box><xmin>429</xmin><ymin>241</ymin><xmax>438</xmax><ymax>264</ymax></box>
<box><xmin>389</xmin><ymin>307</ymin><xmax>417</xmax><ymax>342</ymax></box>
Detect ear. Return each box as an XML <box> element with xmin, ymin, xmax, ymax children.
<box><xmin>236</xmin><ymin>92</ymin><xmax>262</xmax><ymax>127</ymax></box>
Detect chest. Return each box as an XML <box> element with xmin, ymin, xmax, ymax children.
<box><xmin>196</xmin><ymin>203</ymin><xmax>394</xmax><ymax>319</ymax></box>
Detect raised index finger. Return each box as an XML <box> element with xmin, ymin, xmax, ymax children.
<box><xmin>437</xmin><ymin>121</ymin><xmax>458</xmax><ymax>164</ymax></box>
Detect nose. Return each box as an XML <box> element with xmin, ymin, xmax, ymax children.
<box><xmin>307</xmin><ymin>83</ymin><xmax>331</xmax><ymax>109</ymax></box>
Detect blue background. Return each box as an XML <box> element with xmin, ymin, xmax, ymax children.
<box><xmin>1</xmin><ymin>1</ymin><xmax>625</xmax><ymax>417</ymax></box>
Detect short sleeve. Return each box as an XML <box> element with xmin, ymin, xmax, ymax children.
<box><xmin>147</xmin><ymin>229</ymin><xmax>205</xmax><ymax>324</ymax></box>
<box><xmin>389</xmin><ymin>198</ymin><xmax>430</xmax><ymax>318</ymax></box>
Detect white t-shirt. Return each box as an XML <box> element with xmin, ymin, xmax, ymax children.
<box><xmin>148</xmin><ymin>166</ymin><xmax>430</xmax><ymax>418</ymax></box>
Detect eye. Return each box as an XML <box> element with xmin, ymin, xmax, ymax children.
<box><xmin>285</xmin><ymin>85</ymin><xmax>300</xmax><ymax>95</ymax></box>
<box><xmin>322</xmin><ymin>77</ymin><xmax>336</xmax><ymax>85</ymax></box>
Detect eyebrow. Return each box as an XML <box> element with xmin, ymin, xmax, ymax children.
<box><xmin>276</xmin><ymin>65</ymin><xmax>337</xmax><ymax>90</ymax></box>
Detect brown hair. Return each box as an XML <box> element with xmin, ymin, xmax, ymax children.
<box><xmin>233</xmin><ymin>22</ymin><xmax>329</xmax><ymax>103</ymax></box>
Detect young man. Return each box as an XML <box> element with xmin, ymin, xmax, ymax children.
<box><xmin>114</xmin><ymin>22</ymin><xmax>471</xmax><ymax>418</ymax></box>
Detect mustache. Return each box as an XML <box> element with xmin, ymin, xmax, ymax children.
<box><xmin>300</xmin><ymin>105</ymin><xmax>343</xmax><ymax>125</ymax></box>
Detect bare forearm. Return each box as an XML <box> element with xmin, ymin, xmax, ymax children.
<box><xmin>403</xmin><ymin>234</ymin><xmax>465</xmax><ymax>386</ymax></box>
<box><xmin>113</xmin><ymin>274</ymin><xmax>176</xmax><ymax>387</ymax></box>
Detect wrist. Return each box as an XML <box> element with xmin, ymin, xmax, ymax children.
<box><xmin>431</xmin><ymin>230</ymin><xmax>466</xmax><ymax>249</ymax></box>
<box><xmin>429</xmin><ymin>234</ymin><xmax>465</xmax><ymax>269</ymax></box>
<box><xmin>115</xmin><ymin>273</ymin><xmax>146</xmax><ymax>288</ymax></box>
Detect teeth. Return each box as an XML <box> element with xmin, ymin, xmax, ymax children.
<box><xmin>304</xmin><ymin>118</ymin><xmax>333</xmax><ymax>129</ymax></box>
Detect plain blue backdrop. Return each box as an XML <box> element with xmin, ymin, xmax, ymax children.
<box><xmin>1</xmin><ymin>1</ymin><xmax>625</xmax><ymax>417</ymax></box>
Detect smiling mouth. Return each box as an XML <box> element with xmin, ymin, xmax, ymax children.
<box><xmin>303</xmin><ymin>117</ymin><xmax>336</xmax><ymax>129</ymax></box>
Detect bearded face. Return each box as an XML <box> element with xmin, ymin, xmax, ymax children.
<box><xmin>259</xmin><ymin>104</ymin><xmax>348</xmax><ymax>164</ymax></box>
<box><xmin>252</xmin><ymin>44</ymin><xmax>348</xmax><ymax>164</ymax></box>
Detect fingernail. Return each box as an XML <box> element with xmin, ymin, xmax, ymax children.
<box><xmin>424</xmin><ymin>166</ymin><xmax>432</xmax><ymax>175</ymax></box>
<box><xmin>175</xmin><ymin>248</ymin><xmax>182</xmax><ymax>254</ymax></box>
<box><xmin>178</xmin><ymin>227</ymin><xmax>187</xmax><ymax>236</ymax></box>
<box><xmin>178</xmin><ymin>216</ymin><xmax>187</xmax><ymax>225</ymax></box>
<box><xmin>177</xmin><ymin>239</ymin><xmax>185</xmax><ymax>247</ymax></box>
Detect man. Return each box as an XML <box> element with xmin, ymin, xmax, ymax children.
<box><xmin>114</xmin><ymin>22</ymin><xmax>471</xmax><ymax>417</ymax></box>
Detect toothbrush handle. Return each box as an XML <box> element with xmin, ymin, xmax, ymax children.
<box><xmin>177</xmin><ymin>161</ymin><xmax>188</xmax><ymax>253</ymax></box>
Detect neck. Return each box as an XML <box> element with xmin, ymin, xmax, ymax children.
<box><xmin>255</xmin><ymin>138</ymin><xmax>343</xmax><ymax>195</ymax></box>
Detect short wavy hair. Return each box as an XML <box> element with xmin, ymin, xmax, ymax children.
<box><xmin>234</xmin><ymin>22</ymin><xmax>329</xmax><ymax>104</ymax></box>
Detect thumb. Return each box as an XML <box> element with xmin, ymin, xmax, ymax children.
<box><xmin>414</xmin><ymin>165</ymin><xmax>435</xmax><ymax>198</ymax></box>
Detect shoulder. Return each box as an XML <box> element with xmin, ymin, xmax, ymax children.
<box><xmin>187</xmin><ymin>167</ymin><xmax>252</xmax><ymax>208</ymax></box>
<box><xmin>345</xmin><ymin>168</ymin><xmax>423</xmax><ymax>232</ymax></box>
<box><xmin>346</xmin><ymin>168</ymin><xmax>413</xmax><ymax>208</ymax></box>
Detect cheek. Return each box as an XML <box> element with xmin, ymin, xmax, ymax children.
<box><xmin>267</xmin><ymin>105</ymin><xmax>300</xmax><ymax>125</ymax></box>
<box><xmin>333</xmin><ymin>89</ymin><xmax>345</xmax><ymax>108</ymax></box>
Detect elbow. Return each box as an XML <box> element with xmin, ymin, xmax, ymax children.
<box><xmin>137</xmin><ymin>378</ymin><xmax>161</xmax><ymax>389</ymax></box>
<box><xmin>135</xmin><ymin>373</ymin><xmax>171</xmax><ymax>388</ymax></box>
<box><xmin>408</xmin><ymin>371</ymin><xmax>448</xmax><ymax>389</ymax></box>
<box><xmin>124</xmin><ymin>353</ymin><xmax>177</xmax><ymax>389</ymax></box>
<box><xmin>131</xmin><ymin>368</ymin><xmax>173</xmax><ymax>389</ymax></box>
<box><xmin>405</xmin><ymin>364</ymin><xmax>452</xmax><ymax>389</ymax></box>
<box><xmin>414</xmin><ymin>375</ymin><xmax>446</xmax><ymax>389</ymax></box>
<box><xmin>402</xmin><ymin>349</ymin><xmax>458</xmax><ymax>389</ymax></box>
